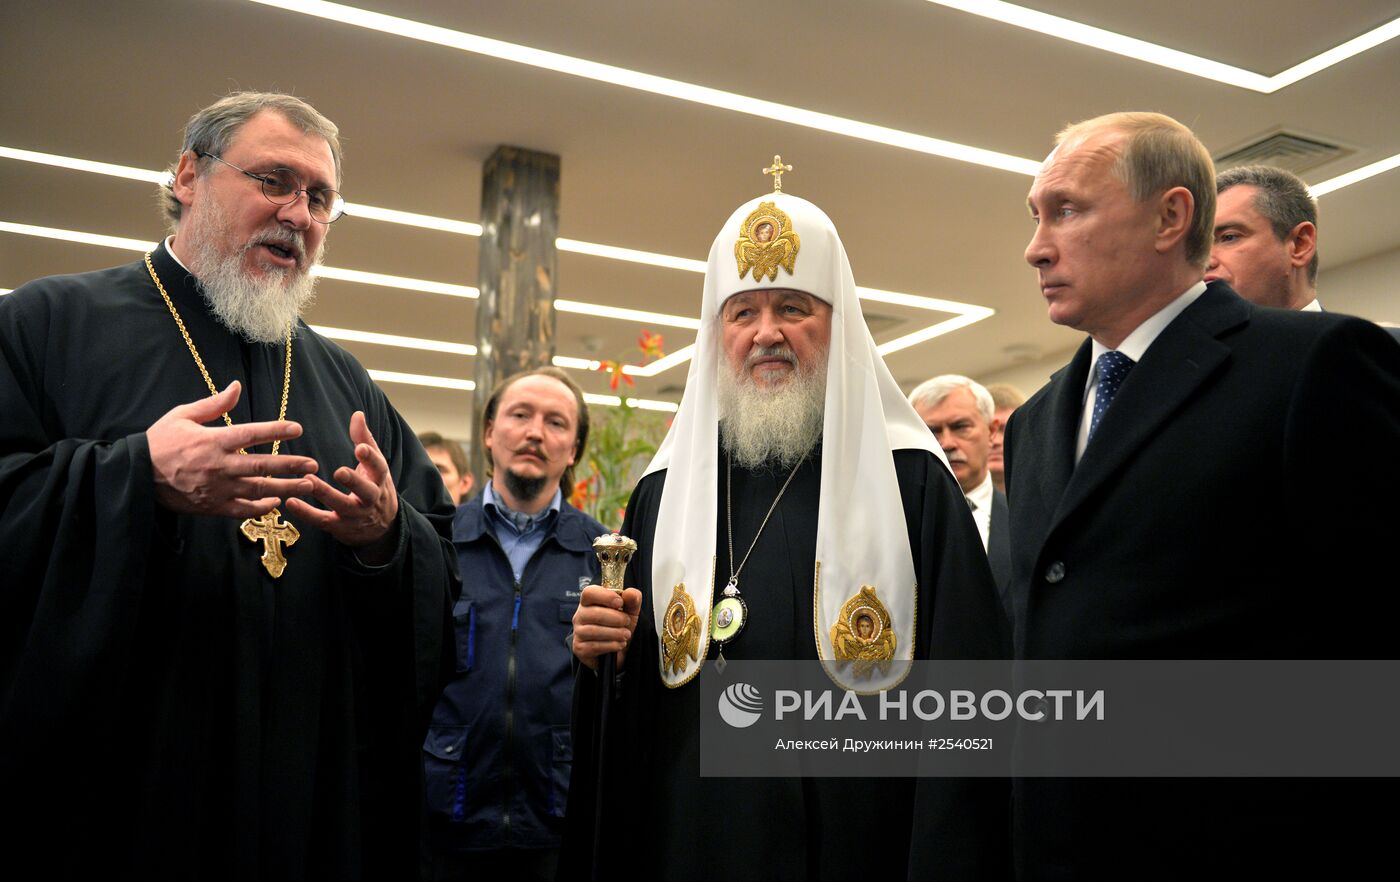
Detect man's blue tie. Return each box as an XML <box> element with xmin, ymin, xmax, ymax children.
<box><xmin>1089</xmin><ymin>350</ymin><xmax>1135</xmax><ymax>440</ymax></box>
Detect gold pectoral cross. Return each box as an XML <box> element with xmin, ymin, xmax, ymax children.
<box><xmin>240</xmin><ymin>508</ymin><xmax>300</xmax><ymax>579</ymax></box>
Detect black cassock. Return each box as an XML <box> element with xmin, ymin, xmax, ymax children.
<box><xmin>564</xmin><ymin>447</ymin><xmax>1012</xmax><ymax>882</ymax></box>
<box><xmin>0</xmin><ymin>243</ymin><xmax>457</xmax><ymax>880</ymax></box>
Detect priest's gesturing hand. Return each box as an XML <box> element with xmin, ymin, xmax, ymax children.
<box><xmin>148</xmin><ymin>381</ymin><xmax>316</xmax><ymax>518</ymax></box>
<box><xmin>572</xmin><ymin>585</ymin><xmax>643</xmax><ymax>670</ymax></box>
<box><xmin>284</xmin><ymin>410</ymin><xmax>400</xmax><ymax>563</ymax></box>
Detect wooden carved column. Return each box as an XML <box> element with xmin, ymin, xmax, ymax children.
<box><xmin>471</xmin><ymin>145</ymin><xmax>560</xmax><ymax>481</ymax></box>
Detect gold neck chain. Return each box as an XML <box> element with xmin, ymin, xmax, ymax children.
<box><xmin>144</xmin><ymin>252</ymin><xmax>292</xmax><ymax>454</ymax></box>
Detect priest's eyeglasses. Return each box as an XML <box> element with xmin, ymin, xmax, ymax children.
<box><xmin>195</xmin><ymin>150</ymin><xmax>345</xmax><ymax>223</ymax></box>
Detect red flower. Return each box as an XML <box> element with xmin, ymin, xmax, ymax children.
<box><xmin>595</xmin><ymin>359</ymin><xmax>633</xmax><ymax>390</ymax></box>
<box><xmin>638</xmin><ymin>329</ymin><xmax>665</xmax><ymax>361</ymax></box>
<box><xmin>595</xmin><ymin>358</ymin><xmax>624</xmax><ymax>390</ymax></box>
<box><xmin>568</xmin><ymin>474</ymin><xmax>597</xmax><ymax>509</ymax></box>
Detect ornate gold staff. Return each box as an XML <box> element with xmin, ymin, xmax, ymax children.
<box><xmin>592</xmin><ymin>532</ymin><xmax>637</xmax><ymax>592</ymax></box>
<box><xmin>588</xmin><ymin>532</ymin><xmax>636</xmax><ymax>880</ymax></box>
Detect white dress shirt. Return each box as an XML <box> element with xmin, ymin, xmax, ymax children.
<box><xmin>963</xmin><ymin>471</ymin><xmax>994</xmax><ymax>552</ymax></box>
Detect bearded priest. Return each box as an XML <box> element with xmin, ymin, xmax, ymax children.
<box><xmin>565</xmin><ymin>166</ymin><xmax>1010</xmax><ymax>881</ymax></box>
<box><xmin>0</xmin><ymin>92</ymin><xmax>457</xmax><ymax>879</ymax></box>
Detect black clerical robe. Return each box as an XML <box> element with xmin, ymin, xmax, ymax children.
<box><xmin>563</xmin><ymin>447</ymin><xmax>1011</xmax><ymax>882</ymax></box>
<box><xmin>0</xmin><ymin>244</ymin><xmax>457</xmax><ymax>881</ymax></box>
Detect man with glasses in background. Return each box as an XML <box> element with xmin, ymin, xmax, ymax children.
<box><xmin>0</xmin><ymin>91</ymin><xmax>457</xmax><ymax>879</ymax></box>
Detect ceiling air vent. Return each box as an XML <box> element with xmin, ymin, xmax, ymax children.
<box><xmin>1214</xmin><ymin>132</ymin><xmax>1351</xmax><ymax>175</ymax></box>
<box><xmin>862</xmin><ymin>310</ymin><xmax>901</xmax><ymax>335</ymax></box>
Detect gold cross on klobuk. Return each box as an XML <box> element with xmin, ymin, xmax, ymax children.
<box><xmin>241</xmin><ymin>508</ymin><xmax>300</xmax><ymax>579</ymax></box>
<box><xmin>763</xmin><ymin>155</ymin><xmax>793</xmax><ymax>193</ymax></box>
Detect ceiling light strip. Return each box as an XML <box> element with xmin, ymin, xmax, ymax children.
<box><xmin>554</xmin><ymin>298</ymin><xmax>702</xmax><ymax>331</ymax></box>
<box><xmin>249</xmin><ymin>0</ymin><xmax>1041</xmax><ymax>175</ymax></box>
<box><xmin>876</xmin><ymin>308</ymin><xmax>995</xmax><ymax>356</ymax></box>
<box><xmin>583</xmin><ymin>392</ymin><xmax>680</xmax><ymax>413</ymax></box>
<box><xmin>343</xmin><ymin>201</ymin><xmax>483</xmax><ymax>235</ymax></box>
<box><xmin>368</xmin><ymin>369</ymin><xmax>474</xmax><ymax>390</ymax></box>
<box><xmin>311</xmin><ymin>264</ymin><xmax>479</xmax><ymax>297</ymax></box>
<box><xmin>856</xmin><ymin>285</ymin><xmax>995</xmax><ymax>314</ymax></box>
<box><xmin>1270</xmin><ymin>18</ymin><xmax>1400</xmax><ymax>90</ymax></box>
<box><xmin>368</xmin><ymin>368</ymin><xmax>679</xmax><ymax>411</ymax></box>
<box><xmin>315</xmin><ymin>327</ymin><xmax>654</xmax><ymax>376</ymax></box>
<box><xmin>551</xmin><ymin>355</ymin><xmax>600</xmax><ymax>370</ymax></box>
<box><xmin>1309</xmin><ymin>152</ymin><xmax>1400</xmax><ymax>198</ymax></box>
<box><xmin>0</xmin><ymin>221</ymin><xmax>153</xmax><ymax>253</ymax></box>
<box><xmin>924</xmin><ymin>0</ymin><xmax>1400</xmax><ymax>94</ymax></box>
<box><xmin>0</xmin><ymin>146</ymin><xmax>171</xmax><ymax>184</ymax></box>
<box><xmin>626</xmin><ymin>343</ymin><xmax>696</xmax><ymax>378</ymax></box>
<box><xmin>923</xmin><ymin>1</ymin><xmax>1270</xmax><ymax>90</ymax></box>
<box><xmin>556</xmin><ymin>237</ymin><xmax>708</xmax><ymax>273</ymax></box>
<box><xmin>312</xmin><ymin>325</ymin><xmax>478</xmax><ymax>355</ymax></box>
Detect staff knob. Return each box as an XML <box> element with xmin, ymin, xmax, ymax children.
<box><xmin>592</xmin><ymin>532</ymin><xmax>638</xmax><ymax>593</ymax></box>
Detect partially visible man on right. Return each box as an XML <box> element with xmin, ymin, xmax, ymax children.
<box><xmin>1209</xmin><ymin>164</ymin><xmax>1400</xmax><ymax>342</ymax></box>
<box><xmin>1009</xmin><ymin>110</ymin><xmax>1399</xmax><ymax>878</ymax></box>
<box><xmin>1207</xmin><ymin>164</ymin><xmax>1319</xmax><ymax>310</ymax></box>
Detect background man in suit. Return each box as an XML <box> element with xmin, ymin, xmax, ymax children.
<box><xmin>909</xmin><ymin>375</ymin><xmax>1011</xmax><ymax>615</ymax></box>
<box><xmin>1010</xmin><ymin>110</ymin><xmax>1399</xmax><ymax>878</ymax></box>
<box><xmin>984</xmin><ymin>382</ymin><xmax>1025</xmax><ymax>494</ymax></box>
<box><xmin>418</xmin><ymin>430</ymin><xmax>475</xmax><ymax>505</ymax></box>
<box><xmin>1209</xmin><ymin>164</ymin><xmax>1400</xmax><ymax>344</ymax></box>
<box><xmin>1206</xmin><ymin>164</ymin><xmax>1319</xmax><ymax>311</ymax></box>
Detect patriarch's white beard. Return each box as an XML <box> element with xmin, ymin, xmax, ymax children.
<box><xmin>717</xmin><ymin>344</ymin><xmax>827</xmax><ymax>470</ymax></box>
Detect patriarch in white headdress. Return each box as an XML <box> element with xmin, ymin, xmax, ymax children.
<box><xmin>645</xmin><ymin>185</ymin><xmax>947</xmax><ymax>692</ymax></box>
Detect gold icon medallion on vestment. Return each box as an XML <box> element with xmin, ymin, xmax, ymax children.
<box><xmin>662</xmin><ymin>583</ymin><xmax>702</xmax><ymax>675</ymax></box>
<box><xmin>830</xmin><ymin>585</ymin><xmax>897</xmax><ymax>677</ymax></box>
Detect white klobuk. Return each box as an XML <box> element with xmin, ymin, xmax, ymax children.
<box><xmin>643</xmin><ymin>192</ymin><xmax>948</xmax><ymax>692</ymax></box>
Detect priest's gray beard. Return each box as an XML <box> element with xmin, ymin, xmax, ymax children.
<box><xmin>182</xmin><ymin>200</ymin><xmax>321</xmax><ymax>345</ymax></box>
<box><xmin>717</xmin><ymin>344</ymin><xmax>827</xmax><ymax>470</ymax></box>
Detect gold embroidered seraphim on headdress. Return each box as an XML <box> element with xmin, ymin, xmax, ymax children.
<box><xmin>735</xmin><ymin>201</ymin><xmax>800</xmax><ymax>283</ymax></box>
<box><xmin>735</xmin><ymin>157</ymin><xmax>799</xmax><ymax>282</ymax></box>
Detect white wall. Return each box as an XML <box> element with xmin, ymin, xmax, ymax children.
<box><xmin>1320</xmin><ymin>246</ymin><xmax>1400</xmax><ymax>326</ymax></box>
<box><xmin>975</xmin><ymin>346</ymin><xmax>1079</xmax><ymax>402</ymax></box>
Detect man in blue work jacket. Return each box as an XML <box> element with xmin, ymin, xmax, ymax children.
<box><xmin>423</xmin><ymin>366</ymin><xmax>606</xmax><ymax>882</ymax></box>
